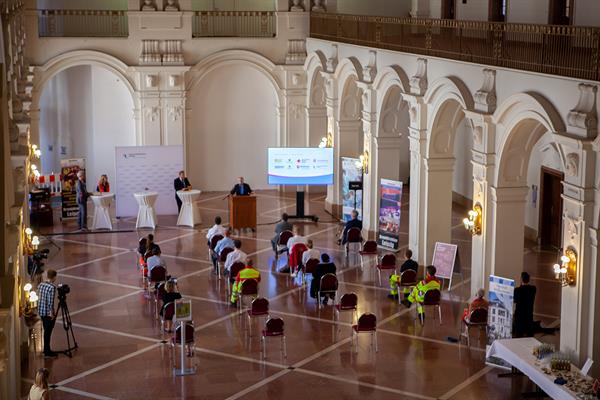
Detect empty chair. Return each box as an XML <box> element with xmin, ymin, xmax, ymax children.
<box><xmin>351</xmin><ymin>313</ymin><xmax>378</xmax><ymax>353</ymax></box>
<box><xmin>345</xmin><ymin>227</ymin><xmax>362</xmax><ymax>257</ymax></box>
<box><xmin>227</xmin><ymin>262</ymin><xmax>246</xmax><ymax>297</ymax></box>
<box><xmin>318</xmin><ymin>273</ymin><xmax>338</xmax><ymax>309</ymax></box>
<box><xmin>247</xmin><ymin>297</ymin><xmax>270</xmax><ymax>337</ymax></box>
<box><xmin>302</xmin><ymin>258</ymin><xmax>319</xmax><ymax>286</ymax></box>
<box><xmin>261</xmin><ymin>317</ymin><xmax>286</xmax><ymax>359</ymax></box>
<box><xmin>334</xmin><ymin>293</ymin><xmax>358</xmax><ymax>324</ymax></box>
<box><xmin>376</xmin><ymin>254</ymin><xmax>397</xmax><ymax>286</ymax></box>
<box><xmin>275</xmin><ymin>230</ymin><xmax>294</xmax><ymax>261</ymax></box>
<box><xmin>217</xmin><ymin>247</ymin><xmax>234</xmax><ymax>279</ymax></box>
<box><xmin>359</xmin><ymin>240</ymin><xmax>378</xmax><ymax>270</ymax></box>
<box><xmin>460</xmin><ymin>307</ymin><xmax>488</xmax><ymax>347</ymax></box>
<box><xmin>396</xmin><ymin>270</ymin><xmax>418</xmax><ymax>305</ymax></box>
<box><xmin>171</xmin><ymin>321</ymin><xmax>195</xmax><ymax>361</ymax></box>
<box><xmin>416</xmin><ymin>289</ymin><xmax>442</xmax><ymax>326</ymax></box>
<box><xmin>238</xmin><ymin>279</ymin><xmax>259</xmax><ymax>312</ymax></box>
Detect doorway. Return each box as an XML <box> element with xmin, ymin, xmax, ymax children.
<box><xmin>548</xmin><ymin>0</ymin><xmax>574</xmax><ymax>25</ymax></box>
<box><xmin>539</xmin><ymin>167</ymin><xmax>563</xmax><ymax>249</ymax></box>
<box><xmin>441</xmin><ymin>0</ymin><xmax>456</xmax><ymax>19</ymax></box>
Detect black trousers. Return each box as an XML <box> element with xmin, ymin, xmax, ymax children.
<box><xmin>41</xmin><ymin>316</ymin><xmax>56</xmax><ymax>354</ymax></box>
<box><xmin>176</xmin><ymin>196</ymin><xmax>182</xmax><ymax>212</ymax></box>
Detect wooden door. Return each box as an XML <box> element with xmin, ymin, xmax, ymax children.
<box><xmin>441</xmin><ymin>0</ymin><xmax>456</xmax><ymax>19</ymax></box>
<box><xmin>489</xmin><ymin>0</ymin><xmax>506</xmax><ymax>22</ymax></box>
<box><xmin>539</xmin><ymin>167</ymin><xmax>564</xmax><ymax>248</ymax></box>
<box><xmin>548</xmin><ymin>0</ymin><xmax>574</xmax><ymax>25</ymax></box>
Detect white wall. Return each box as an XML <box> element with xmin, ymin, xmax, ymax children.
<box><xmin>337</xmin><ymin>0</ymin><xmax>411</xmax><ymax>16</ymax></box>
<box><xmin>429</xmin><ymin>0</ymin><xmax>442</xmax><ymax>18</ymax></box>
<box><xmin>452</xmin><ymin>117</ymin><xmax>473</xmax><ymax>200</ymax></box>
<box><xmin>574</xmin><ymin>0</ymin><xmax>600</xmax><ymax>26</ymax></box>
<box><xmin>455</xmin><ymin>0</ymin><xmax>489</xmax><ymax>20</ymax></box>
<box><xmin>507</xmin><ymin>0</ymin><xmax>549</xmax><ymax>24</ymax></box>
<box><xmin>186</xmin><ymin>63</ymin><xmax>278</xmax><ymax>191</ymax></box>
<box><xmin>39</xmin><ymin>66</ymin><xmax>135</xmax><ymax>189</ymax></box>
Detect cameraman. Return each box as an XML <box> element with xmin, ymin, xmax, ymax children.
<box><xmin>38</xmin><ymin>269</ymin><xmax>58</xmax><ymax>358</ymax></box>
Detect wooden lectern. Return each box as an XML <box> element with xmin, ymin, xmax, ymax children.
<box><xmin>228</xmin><ymin>195</ymin><xmax>257</xmax><ymax>231</ymax></box>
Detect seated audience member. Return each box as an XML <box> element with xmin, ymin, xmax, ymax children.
<box><xmin>144</xmin><ymin>233</ymin><xmax>161</xmax><ymax>261</ymax></box>
<box><xmin>138</xmin><ymin>237</ymin><xmax>148</xmax><ymax>266</ymax></box>
<box><xmin>401</xmin><ymin>265</ymin><xmax>441</xmax><ymax>320</ymax></box>
<box><xmin>338</xmin><ymin>210</ymin><xmax>362</xmax><ymax>245</ymax></box>
<box><xmin>29</xmin><ymin>368</ymin><xmax>50</xmax><ymax>400</ymax></box>
<box><xmin>224</xmin><ymin>239</ymin><xmax>247</xmax><ymax>274</ymax></box>
<box><xmin>206</xmin><ymin>216</ymin><xmax>226</xmax><ymax>245</ymax></box>
<box><xmin>310</xmin><ymin>254</ymin><xmax>337</xmax><ymax>304</ymax></box>
<box><xmin>147</xmin><ymin>247</ymin><xmax>166</xmax><ymax>274</ymax></box>
<box><xmin>286</xmin><ymin>226</ymin><xmax>308</xmax><ymax>250</ymax></box>
<box><xmin>513</xmin><ymin>271</ymin><xmax>537</xmax><ymax>338</ymax></box>
<box><xmin>230</xmin><ymin>259</ymin><xmax>261</xmax><ymax>306</ymax></box>
<box><xmin>161</xmin><ymin>280</ymin><xmax>182</xmax><ymax>332</ymax></box>
<box><xmin>388</xmin><ymin>249</ymin><xmax>419</xmax><ymax>300</ymax></box>
<box><xmin>462</xmin><ymin>288</ymin><xmax>489</xmax><ymax>323</ymax></box>
<box><xmin>301</xmin><ymin>239</ymin><xmax>321</xmax><ymax>268</ymax></box>
<box><xmin>212</xmin><ymin>228</ymin><xmax>235</xmax><ymax>273</ymax></box>
<box><xmin>271</xmin><ymin>213</ymin><xmax>293</xmax><ymax>251</ymax></box>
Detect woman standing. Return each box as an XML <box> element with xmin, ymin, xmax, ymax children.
<box><xmin>96</xmin><ymin>174</ymin><xmax>110</xmax><ymax>192</ymax></box>
<box><xmin>29</xmin><ymin>368</ymin><xmax>50</xmax><ymax>400</ymax></box>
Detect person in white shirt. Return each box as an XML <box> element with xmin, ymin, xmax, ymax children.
<box><xmin>206</xmin><ymin>216</ymin><xmax>227</xmax><ymax>244</ymax></box>
<box><xmin>224</xmin><ymin>239</ymin><xmax>247</xmax><ymax>274</ymax></box>
<box><xmin>302</xmin><ymin>239</ymin><xmax>321</xmax><ymax>267</ymax></box>
<box><xmin>286</xmin><ymin>226</ymin><xmax>308</xmax><ymax>250</ymax></box>
<box><xmin>147</xmin><ymin>247</ymin><xmax>166</xmax><ymax>273</ymax></box>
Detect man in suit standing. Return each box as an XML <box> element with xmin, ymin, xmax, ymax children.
<box><xmin>513</xmin><ymin>271</ymin><xmax>537</xmax><ymax>338</ymax></box>
<box><xmin>76</xmin><ymin>170</ymin><xmax>90</xmax><ymax>231</ymax></box>
<box><xmin>271</xmin><ymin>213</ymin><xmax>293</xmax><ymax>251</ymax></box>
<box><xmin>173</xmin><ymin>170</ymin><xmax>192</xmax><ymax>212</ymax></box>
<box><xmin>230</xmin><ymin>176</ymin><xmax>252</xmax><ymax>196</ymax></box>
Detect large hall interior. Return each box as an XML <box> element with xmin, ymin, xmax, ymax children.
<box><xmin>1</xmin><ymin>0</ymin><xmax>600</xmax><ymax>399</ymax></box>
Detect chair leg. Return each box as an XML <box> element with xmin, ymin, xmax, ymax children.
<box><xmin>261</xmin><ymin>336</ymin><xmax>266</xmax><ymax>359</ymax></box>
<box><xmin>375</xmin><ymin>332</ymin><xmax>378</xmax><ymax>352</ymax></box>
<box><xmin>438</xmin><ymin>305</ymin><xmax>442</xmax><ymax>325</ymax></box>
<box><xmin>282</xmin><ymin>336</ymin><xmax>287</xmax><ymax>358</ymax></box>
<box><xmin>378</xmin><ymin>269</ymin><xmax>382</xmax><ymax>286</ymax></box>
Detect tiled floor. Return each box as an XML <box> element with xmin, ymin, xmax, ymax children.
<box><xmin>22</xmin><ymin>189</ymin><xmax>561</xmax><ymax>399</ymax></box>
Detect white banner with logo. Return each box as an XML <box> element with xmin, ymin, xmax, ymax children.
<box><xmin>115</xmin><ymin>146</ymin><xmax>184</xmax><ymax>217</ymax></box>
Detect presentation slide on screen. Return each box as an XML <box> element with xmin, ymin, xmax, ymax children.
<box><xmin>268</xmin><ymin>148</ymin><xmax>334</xmax><ymax>185</ymax></box>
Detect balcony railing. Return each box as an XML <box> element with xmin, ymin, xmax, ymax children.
<box><xmin>310</xmin><ymin>12</ymin><xmax>600</xmax><ymax>81</ymax></box>
<box><xmin>38</xmin><ymin>9</ymin><xmax>128</xmax><ymax>38</ymax></box>
<box><xmin>193</xmin><ymin>11</ymin><xmax>276</xmax><ymax>38</ymax></box>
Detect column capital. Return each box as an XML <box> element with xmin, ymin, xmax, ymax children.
<box><xmin>374</xmin><ymin>135</ymin><xmax>403</xmax><ymax>149</ymax></box>
<box><xmin>424</xmin><ymin>157</ymin><xmax>455</xmax><ymax>172</ymax></box>
<box><xmin>490</xmin><ymin>186</ymin><xmax>529</xmax><ymax>203</ymax></box>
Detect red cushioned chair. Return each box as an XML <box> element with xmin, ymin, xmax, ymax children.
<box><xmin>275</xmin><ymin>230</ymin><xmax>294</xmax><ymax>261</ymax></box>
<box><xmin>318</xmin><ymin>273</ymin><xmax>338</xmax><ymax>309</ymax></box>
<box><xmin>217</xmin><ymin>247</ymin><xmax>234</xmax><ymax>279</ymax></box>
<box><xmin>161</xmin><ymin>302</ymin><xmax>175</xmax><ymax>333</ymax></box>
<box><xmin>351</xmin><ymin>313</ymin><xmax>378</xmax><ymax>353</ymax></box>
<box><xmin>247</xmin><ymin>297</ymin><xmax>269</xmax><ymax>337</ymax></box>
<box><xmin>302</xmin><ymin>258</ymin><xmax>319</xmax><ymax>286</ymax></box>
<box><xmin>289</xmin><ymin>243</ymin><xmax>308</xmax><ymax>276</ymax></box>
<box><xmin>376</xmin><ymin>254</ymin><xmax>397</xmax><ymax>286</ymax></box>
<box><xmin>417</xmin><ymin>289</ymin><xmax>442</xmax><ymax>326</ymax></box>
<box><xmin>359</xmin><ymin>240</ymin><xmax>378</xmax><ymax>270</ymax></box>
<box><xmin>345</xmin><ymin>227</ymin><xmax>363</xmax><ymax>258</ymax></box>
<box><xmin>261</xmin><ymin>317</ymin><xmax>287</xmax><ymax>359</ymax></box>
<box><xmin>154</xmin><ymin>281</ymin><xmax>167</xmax><ymax>318</ymax></box>
<box><xmin>227</xmin><ymin>262</ymin><xmax>246</xmax><ymax>298</ymax></box>
<box><xmin>209</xmin><ymin>234</ymin><xmax>224</xmax><ymax>261</ymax></box>
<box><xmin>334</xmin><ymin>293</ymin><xmax>358</xmax><ymax>324</ymax></box>
<box><xmin>146</xmin><ymin>265</ymin><xmax>167</xmax><ymax>296</ymax></box>
<box><xmin>396</xmin><ymin>269</ymin><xmax>418</xmax><ymax>305</ymax></box>
<box><xmin>238</xmin><ymin>278</ymin><xmax>259</xmax><ymax>312</ymax></box>
<box><xmin>171</xmin><ymin>321</ymin><xmax>195</xmax><ymax>361</ymax></box>
<box><xmin>460</xmin><ymin>307</ymin><xmax>488</xmax><ymax>347</ymax></box>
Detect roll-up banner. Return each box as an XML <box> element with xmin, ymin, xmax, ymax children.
<box><xmin>377</xmin><ymin>179</ymin><xmax>403</xmax><ymax>250</ymax></box>
<box><xmin>60</xmin><ymin>158</ymin><xmax>85</xmax><ymax>219</ymax></box>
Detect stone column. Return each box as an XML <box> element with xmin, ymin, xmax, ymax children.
<box><xmin>322</xmin><ymin>71</ymin><xmax>341</xmax><ymax>216</ymax></box>
<box><xmin>357</xmin><ymin>83</ymin><xmax>377</xmax><ymax>236</ymax></box>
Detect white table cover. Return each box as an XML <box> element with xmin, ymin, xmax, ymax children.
<box><xmin>487</xmin><ymin>338</ymin><xmax>579</xmax><ymax>400</ymax></box>
<box><xmin>176</xmin><ymin>189</ymin><xmax>202</xmax><ymax>227</ymax></box>
<box><xmin>134</xmin><ymin>192</ymin><xmax>159</xmax><ymax>229</ymax></box>
<box><xmin>91</xmin><ymin>193</ymin><xmax>115</xmax><ymax>230</ymax></box>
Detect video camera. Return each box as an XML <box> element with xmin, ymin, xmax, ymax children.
<box><xmin>57</xmin><ymin>283</ymin><xmax>71</xmax><ymax>298</ymax></box>
<box><xmin>28</xmin><ymin>248</ymin><xmax>50</xmax><ymax>276</ymax></box>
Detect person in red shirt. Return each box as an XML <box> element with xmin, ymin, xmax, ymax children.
<box><xmin>461</xmin><ymin>288</ymin><xmax>488</xmax><ymax>323</ymax></box>
<box><xmin>96</xmin><ymin>174</ymin><xmax>110</xmax><ymax>192</ymax></box>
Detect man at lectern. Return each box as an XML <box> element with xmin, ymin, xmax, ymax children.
<box><xmin>230</xmin><ymin>176</ymin><xmax>253</xmax><ymax>196</ymax></box>
<box><xmin>174</xmin><ymin>170</ymin><xmax>192</xmax><ymax>212</ymax></box>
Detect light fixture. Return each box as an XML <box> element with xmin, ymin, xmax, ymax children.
<box><xmin>30</xmin><ymin>144</ymin><xmax>41</xmax><ymax>159</ymax></box>
<box><xmin>24</xmin><ymin>283</ymin><xmax>32</xmax><ymax>292</ymax></box>
<box><xmin>357</xmin><ymin>150</ymin><xmax>369</xmax><ymax>174</ymax></box>
<box><xmin>318</xmin><ymin>132</ymin><xmax>333</xmax><ymax>148</ymax></box>
<box><xmin>28</xmin><ymin>291</ymin><xmax>38</xmax><ymax>308</ymax></box>
<box><xmin>31</xmin><ymin>236</ymin><xmax>40</xmax><ymax>250</ymax></box>
<box><xmin>553</xmin><ymin>248</ymin><xmax>577</xmax><ymax>287</ymax></box>
<box><xmin>463</xmin><ymin>203</ymin><xmax>483</xmax><ymax>235</ymax></box>
<box><xmin>25</xmin><ymin>227</ymin><xmax>32</xmax><ymax>238</ymax></box>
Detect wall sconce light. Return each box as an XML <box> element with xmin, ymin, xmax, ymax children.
<box><xmin>463</xmin><ymin>203</ymin><xmax>483</xmax><ymax>235</ymax></box>
<box><xmin>356</xmin><ymin>150</ymin><xmax>369</xmax><ymax>174</ymax></box>
<box><xmin>30</xmin><ymin>144</ymin><xmax>41</xmax><ymax>159</ymax></box>
<box><xmin>318</xmin><ymin>132</ymin><xmax>333</xmax><ymax>148</ymax></box>
<box><xmin>29</xmin><ymin>163</ymin><xmax>40</xmax><ymax>183</ymax></box>
<box><xmin>22</xmin><ymin>283</ymin><xmax>38</xmax><ymax>316</ymax></box>
<box><xmin>553</xmin><ymin>248</ymin><xmax>577</xmax><ymax>287</ymax></box>
<box><xmin>31</xmin><ymin>236</ymin><xmax>40</xmax><ymax>250</ymax></box>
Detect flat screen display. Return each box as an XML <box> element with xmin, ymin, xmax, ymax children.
<box><xmin>268</xmin><ymin>147</ymin><xmax>334</xmax><ymax>185</ymax></box>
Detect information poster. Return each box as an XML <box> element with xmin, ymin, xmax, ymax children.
<box><xmin>431</xmin><ymin>242</ymin><xmax>458</xmax><ymax>280</ymax></box>
<box><xmin>174</xmin><ymin>299</ymin><xmax>192</xmax><ymax>322</ymax></box>
<box><xmin>60</xmin><ymin>158</ymin><xmax>85</xmax><ymax>219</ymax></box>
<box><xmin>341</xmin><ymin>157</ymin><xmax>363</xmax><ymax>222</ymax></box>
<box><xmin>377</xmin><ymin>179</ymin><xmax>403</xmax><ymax>250</ymax></box>
<box><xmin>486</xmin><ymin>275</ymin><xmax>515</xmax><ymax>369</ymax></box>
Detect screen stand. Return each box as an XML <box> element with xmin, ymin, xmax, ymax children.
<box><xmin>288</xmin><ymin>186</ymin><xmax>318</xmax><ymax>222</ymax></box>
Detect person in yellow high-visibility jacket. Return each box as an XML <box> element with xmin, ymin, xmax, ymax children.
<box><xmin>401</xmin><ymin>265</ymin><xmax>441</xmax><ymax>319</ymax></box>
<box><xmin>230</xmin><ymin>258</ymin><xmax>261</xmax><ymax>305</ymax></box>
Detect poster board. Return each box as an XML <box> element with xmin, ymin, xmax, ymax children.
<box><xmin>174</xmin><ymin>299</ymin><xmax>192</xmax><ymax>322</ymax></box>
<box><xmin>60</xmin><ymin>158</ymin><xmax>85</xmax><ymax>219</ymax></box>
<box><xmin>377</xmin><ymin>179</ymin><xmax>403</xmax><ymax>250</ymax></box>
<box><xmin>341</xmin><ymin>157</ymin><xmax>363</xmax><ymax>222</ymax></box>
<box><xmin>115</xmin><ymin>145</ymin><xmax>184</xmax><ymax>217</ymax></box>
<box><xmin>486</xmin><ymin>275</ymin><xmax>515</xmax><ymax>369</ymax></box>
<box><xmin>431</xmin><ymin>242</ymin><xmax>458</xmax><ymax>280</ymax></box>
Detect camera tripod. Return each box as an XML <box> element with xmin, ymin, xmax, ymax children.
<box><xmin>57</xmin><ymin>294</ymin><xmax>78</xmax><ymax>357</ymax></box>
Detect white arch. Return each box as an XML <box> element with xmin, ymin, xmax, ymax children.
<box><xmin>305</xmin><ymin>51</ymin><xmax>327</xmax><ymax>108</ymax></box>
<box><xmin>187</xmin><ymin>49</ymin><xmax>283</xmax><ymax>107</ymax></box>
<box><xmin>334</xmin><ymin>58</ymin><xmax>364</xmax><ymax>122</ymax></box>
<box><xmin>494</xmin><ymin>92</ymin><xmax>567</xmax><ymax>187</ymax></box>
<box><xmin>32</xmin><ymin>50</ymin><xmax>137</xmax><ymax>107</ymax></box>
<box><xmin>373</xmin><ymin>66</ymin><xmax>411</xmax><ymax>138</ymax></box>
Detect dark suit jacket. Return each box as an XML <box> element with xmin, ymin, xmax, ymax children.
<box><xmin>342</xmin><ymin>218</ymin><xmax>363</xmax><ymax>244</ymax></box>
<box><xmin>174</xmin><ymin>177</ymin><xmax>191</xmax><ymax>192</ymax></box>
<box><xmin>76</xmin><ymin>179</ymin><xmax>88</xmax><ymax>205</ymax></box>
<box><xmin>230</xmin><ymin>183</ymin><xmax>252</xmax><ymax>196</ymax></box>
<box><xmin>513</xmin><ymin>284</ymin><xmax>537</xmax><ymax>337</ymax></box>
<box><xmin>310</xmin><ymin>262</ymin><xmax>337</xmax><ymax>298</ymax></box>
<box><xmin>400</xmin><ymin>259</ymin><xmax>419</xmax><ymax>273</ymax></box>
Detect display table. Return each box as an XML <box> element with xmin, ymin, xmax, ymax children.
<box><xmin>91</xmin><ymin>193</ymin><xmax>115</xmax><ymax>230</ymax></box>
<box><xmin>134</xmin><ymin>192</ymin><xmax>158</xmax><ymax>229</ymax></box>
<box><xmin>176</xmin><ymin>189</ymin><xmax>202</xmax><ymax>227</ymax></box>
<box><xmin>487</xmin><ymin>338</ymin><xmax>580</xmax><ymax>400</ymax></box>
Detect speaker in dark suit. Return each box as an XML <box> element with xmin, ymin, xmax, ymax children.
<box><xmin>230</xmin><ymin>177</ymin><xmax>253</xmax><ymax>196</ymax></box>
<box><xmin>174</xmin><ymin>170</ymin><xmax>192</xmax><ymax>212</ymax></box>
